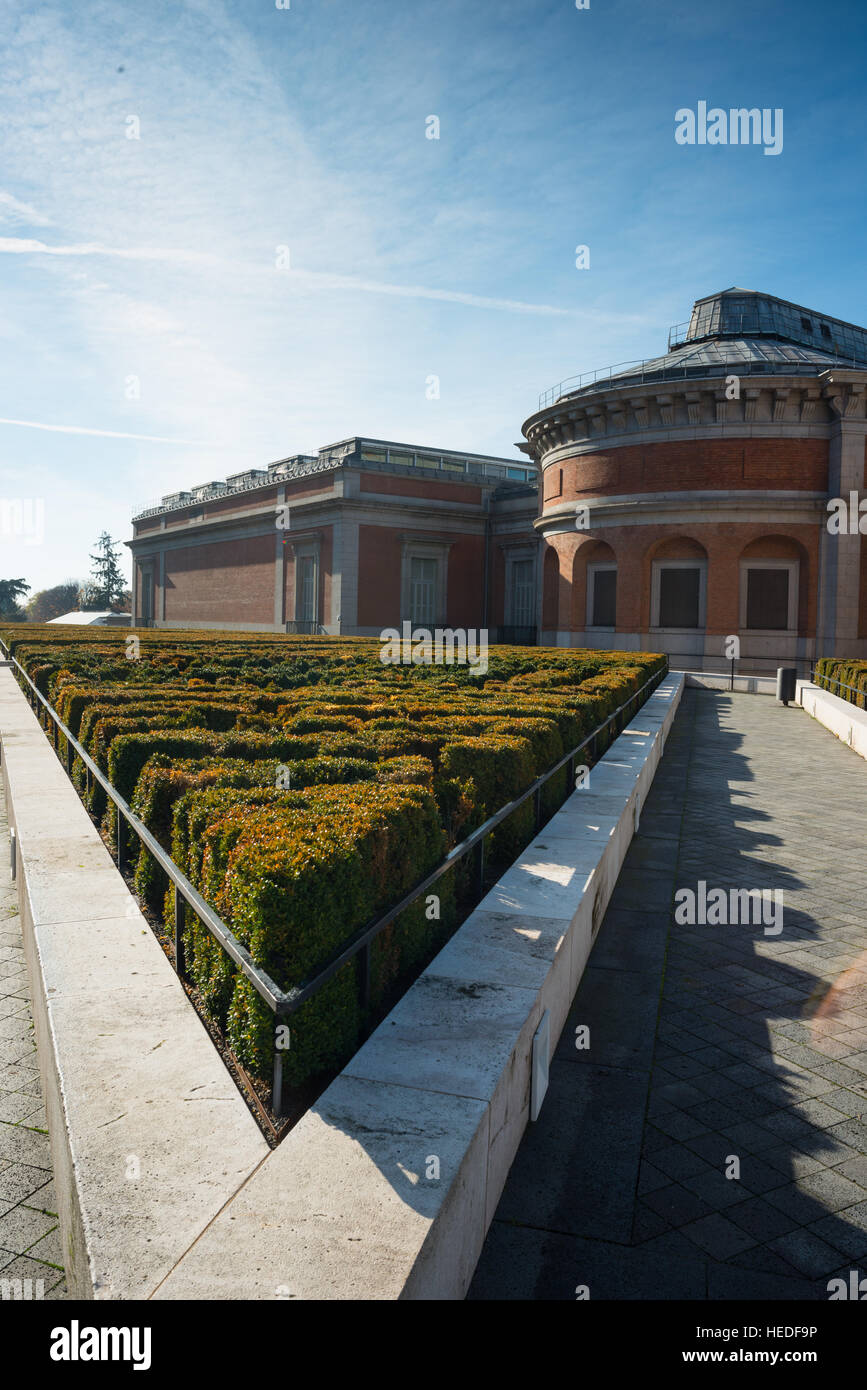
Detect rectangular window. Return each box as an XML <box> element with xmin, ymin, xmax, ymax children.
<box><xmin>659</xmin><ymin>567</ymin><xmax>701</xmax><ymax>628</ymax></box>
<box><xmin>591</xmin><ymin>568</ymin><xmax>617</xmax><ymax>627</ymax></box>
<box><xmin>511</xmin><ymin>559</ymin><xmax>535</xmax><ymax>627</ymax></box>
<box><xmin>746</xmin><ymin>567</ymin><xmax>789</xmax><ymax>630</ymax></box>
<box><xmin>410</xmin><ymin>557</ymin><xmax>438</xmax><ymax>626</ymax></box>
<box><xmin>298</xmin><ymin>555</ymin><xmax>316</xmax><ymax>623</ymax></box>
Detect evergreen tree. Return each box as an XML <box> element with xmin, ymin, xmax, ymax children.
<box><xmin>0</xmin><ymin>578</ymin><xmax>30</xmax><ymax>622</ymax></box>
<box><xmin>86</xmin><ymin>533</ymin><xmax>126</xmax><ymax>610</ymax></box>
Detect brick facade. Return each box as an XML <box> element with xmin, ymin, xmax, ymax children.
<box><xmin>524</xmin><ymin>289</ymin><xmax>867</xmax><ymax>670</ymax></box>
<box><xmin>128</xmin><ymin>438</ymin><xmax>539</xmax><ymax>638</ymax></box>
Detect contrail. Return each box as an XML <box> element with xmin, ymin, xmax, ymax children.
<box><xmin>0</xmin><ymin>416</ymin><xmax>209</xmax><ymax>445</ymax></box>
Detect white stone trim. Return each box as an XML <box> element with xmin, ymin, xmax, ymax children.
<box><xmin>538</xmin><ymin>490</ymin><xmax>827</xmax><ymax>535</ymax></box>
<box><xmin>798</xmin><ymin>680</ymin><xmax>867</xmax><ymax>760</ymax></box>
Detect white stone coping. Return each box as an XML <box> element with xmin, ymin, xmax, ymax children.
<box><xmin>0</xmin><ymin>669</ymin><xmax>270</xmax><ymax>1299</ymax></box>
<box><xmin>797</xmin><ymin>679</ymin><xmax>867</xmax><ymax>760</ymax></box>
<box><xmin>679</xmin><ymin>671</ymin><xmax>778</xmax><ymax>695</ymax></box>
<box><xmin>155</xmin><ymin>672</ymin><xmax>685</xmax><ymax>1300</ymax></box>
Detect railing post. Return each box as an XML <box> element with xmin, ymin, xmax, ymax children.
<box><xmin>173</xmin><ymin>885</ymin><xmax>186</xmax><ymax>978</ymax></box>
<box><xmin>476</xmin><ymin>837</ymin><xmax>486</xmax><ymax>901</ymax></box>
<box><xmin>116</xmin><ymin>806</ymin><xmax>125</xmax><ymax>876</ymax></box>
<box><xmin>66</xmin><ymin>738</ymin><xmax>73</xmax><ymax>775</ymax></box>
<box><xmin>272</xmin><ymin>1027</ymin><xmax>284</xmax><ymax>1119</ymax></box>
<box><xmin>534</xmin><ymin>784</ymin><xmax>542</xmax><ymax>832</ymax></box>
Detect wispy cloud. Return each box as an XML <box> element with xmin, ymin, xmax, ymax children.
<box><xmin>0</xmin><ymin>191</ymin><xmax>52</xmax><ymax>226</ymax></box>
<box><xmin>0</xmin><ymin>236</ymin><xmax>575</xmax><ymax>317</ymax></box>
<box><xmin>0</xmin><ymin>415</ymin><xmax>211</xmax><ymax>444</ymax></box>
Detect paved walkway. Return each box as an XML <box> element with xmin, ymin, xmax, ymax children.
<box><xmin>470</xmin><ymin>689</ymin><xmax>867</xmax><ymax>1299</ymax></box>
<box><xmin>0</xmin><ymin>781</ymin><xmax>66</xmax><ymax>1299</ymax></box>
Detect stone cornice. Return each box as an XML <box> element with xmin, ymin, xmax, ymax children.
<box><xmin>523</xmin><ymin>372</ymin><xmax>867</xmax><ymax>464</ymax></box>
<box><xmin>536</xmin><ymin>489</ymin><xmax>828</xmax><ymax>533</ymax></box>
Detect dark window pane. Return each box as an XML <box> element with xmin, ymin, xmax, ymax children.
<box><xmin>659</xmin><ymin>567</ymin><xmax>700</xmax><ymax>628</ymax></box>
<box><xmin>746</xmin><ymin>568</ymin><xmax>789</xmax><ymax>630</ymax></box>
<box><xmin>592</xmin><ymin>569</ymin><xmax>616</xmax><ymax>626</ymax></box>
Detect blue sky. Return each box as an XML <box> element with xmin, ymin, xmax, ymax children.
<box><xmin>1</xmin><ymin>0</ymin><xmax>865</xmax><ymax>591</ymax></box>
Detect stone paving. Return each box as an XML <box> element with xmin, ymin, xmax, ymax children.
<box><xmin>470</xmin><ymin>688</ymin><xmax>867</xmax><ymax>1299</ymax></box>
<box><xmin>0</xmin><ymin>780</ymin><xmax>66</xmax><ymax>1300</ymax></box>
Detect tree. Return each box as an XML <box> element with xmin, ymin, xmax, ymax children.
<box><xmin>25</xmin><ymin>581</ymin><xmax>83</xmax><ymax>623</ymax></box>
<box><xmin>86</xmin><ymin>533</ymin><xmax>126</xmax><ymax>610</ymax></box>
<box><xmin>0</xmin><ymin>578</ymin><xmax>30</xmax><ymax>622</ymax></box>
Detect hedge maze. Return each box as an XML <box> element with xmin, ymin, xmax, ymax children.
<box><xmin>815</xmin><ymin>657</ymin><xmax>867</xmax><ymax>710</ymax></box>
<box><xmin>2</xmin><ymin>629</ymin><xmax>666</xmax><ymax>1111</ymax></box>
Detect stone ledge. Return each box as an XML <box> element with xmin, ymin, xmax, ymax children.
<box><xmin>797</xmin><ymin>679</ymin><xmax>867</xmax><ymax>760</ymax></box>
<box><xmin>155</xmin><ymin>672</ymin><xmax>684</xmax><ymax>1300</ymax></box>
<box><xmin>681</xmin><ymin>671</ymin><xmax>778</xmax><ymax>695</ymax></box>
<box><xmin>0</xmin><ymin>669</ymin><xmax>269</xmax><ymax>1299</ymax></box>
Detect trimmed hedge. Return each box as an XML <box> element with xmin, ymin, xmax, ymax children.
<box><xmin>816</xmin><ymin>658</ymin><xmax>867</xmax><ymax>710</ymax></box>
<box><xmin>191</xmin><ymin>783</ymin><xmax>445</xmax><ymax>1084</ymax></box>
<box><xmin>2</xmin><ymin>628</ymin><xmax>667</xmax><ymax>1093</ymax></box>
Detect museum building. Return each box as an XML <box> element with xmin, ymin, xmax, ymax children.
<box><xmin>129</xmin><ymin>289</ymin><xmax>867</xmax><ymax>672</ymax></box>
<box><xmin>127</xmin><ymin>437</ymin><xmax>540</xmax><ymax>640</ymax></box>
<box><xmin>523</xmin><ymin>288</ymin><xmax>867</xmax><ymax>670</ymax></box>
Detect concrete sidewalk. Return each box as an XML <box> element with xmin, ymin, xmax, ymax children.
<box><xmin>0</xmin><ymin>780</ymin><xmax>66</xmax><ymax>1300</ymax></box>
<box><xmin>469</xmin><ymin>689</ymin><xmax>867</xmax><ymax>1300</ymax></box>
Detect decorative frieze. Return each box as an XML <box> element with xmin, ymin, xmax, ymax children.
<box><xmin>655</xmin><ymin>394</ymin><xmax>675</xmax><ymax>426</ymax></box>
<box><xmin>772</xmin><ymin>389</ymin><xmax>791</xmax><ymax>423</ymax></box>
<box><xmin>629</xmin><ymin>398</ymin><xmax>649</xmax><ymax>429</ymax></box>
<box><xmin>685</xmin><ymin>392</ymin><xmax>703</xmax><ymax>426</ymax></box>
<box><xmin>527</xmin><ymin>375</ymin><xmax>841</xmax><ymax>464</ymax></box>
<box><xmin>744</xmin><ymin>388</ymin><xmax>762</xmax><ymax>421</ymax></box>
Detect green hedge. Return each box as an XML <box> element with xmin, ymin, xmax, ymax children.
<box><xmin>2</xmin><ymin>629</ymin><xmax>668</xmax><ymax>1098</ymax></box>
<box><xmin>196</xmin><ymin>783</ymin><xmax>445</xmax><ymax>1085</ymax></box>
<box><xmin>815</xmin><ymin>658</ymin><xmax>867</xmax><ymax>710</ymax></box>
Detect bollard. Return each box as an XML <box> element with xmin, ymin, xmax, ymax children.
<box><xmin>776</xmin><ymin>667</ymin><xmax>797</xmax><ymax>706</ymax></box>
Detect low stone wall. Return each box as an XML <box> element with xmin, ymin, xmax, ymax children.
<box><xmin>1</xmin><ymin>665</ymin><xmax>683</xmax><ymax>1300</ymax></box>
<box><xmin>797</xmin><ymin>679</ymin><xmax>867</xmax><ymax>761</ymax></box>
<box><xmin>155</xmin><ymin>673</ymin><xmax>685</xmax><ymax>1300</ymax></box>
<box><xmin>680</xmin><ymin>671</ymin><xmax>777</xmax><ymax>696</ymax></box>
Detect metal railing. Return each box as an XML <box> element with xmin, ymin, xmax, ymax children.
<box><xmin>813</xmin><ymin>669</ymin><xmax>867</xmax><ymax>708</ymax></box>
<box><xmin>685</xmin><ymin>656</ymin><xmax>867</xmax><ymax>704</ymax></box>
<box><xmin>537</xmin><ymin>351</ymin><xmax>867</xmax><ymax>412</ymax></box>
<box><xmin>0</xmin><ymin>637</ymin><xmax>668</xmax><ymax>1119</ymax></box>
